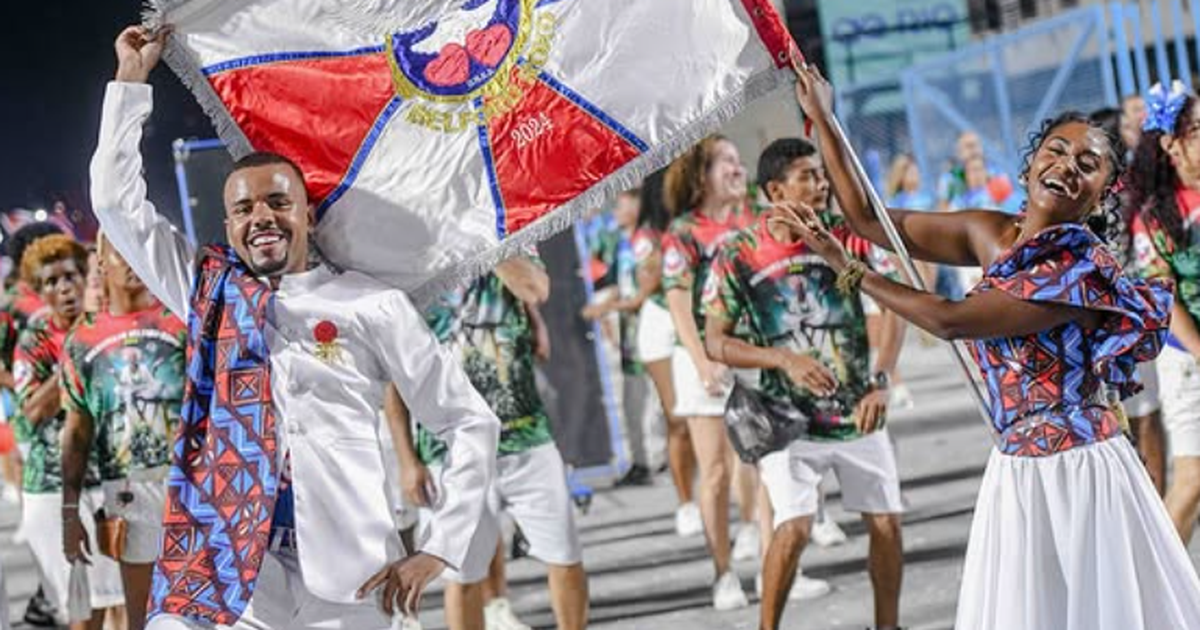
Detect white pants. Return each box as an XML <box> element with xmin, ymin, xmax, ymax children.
<box><xmin>424</xmin><ymin>444</ymin><xmax>582</xmax><ymax>583</ymax></box>
<box><xmin>759</xmin><ymin>431</ymin><xmax>904</xmax><ymax>529</ymax></box>
<box><xmin>670</xmin><ymin>347</ymin><xmax>730</xmax><ymax>418</ymax></box>
<box><xmin>22</xmin><ymin>490</ymin><xmax>125</xmax><ymax>615</ymax></box>
<box><xmin>636</xmin><ymin>300</ymin><xmax>676</xmax><ymax>363</ymax></box>
<box><xmin>146</xmin><ymin>548</ymin><xmax>397</xmax><ymax>630</ymax></box>
<box><xmin>101</xmin><ymin>467</ymin><xmax>168</xmax><ymax>564</ymax></box>
<box><xmin>1157</xmin><ymin>346</ymin><xmax>1200</xmax><ymax>457</ymax></box>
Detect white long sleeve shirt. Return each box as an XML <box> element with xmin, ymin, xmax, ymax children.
<box><xmin>89</xmin><ymin>81</ymin><xmax>499</xmax><ymax>604</ymax></box>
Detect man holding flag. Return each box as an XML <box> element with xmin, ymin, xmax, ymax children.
<box><xmin>90</xmin><ymin>26</ymin><xmax>500</xmax><ymax>630</ymax></box>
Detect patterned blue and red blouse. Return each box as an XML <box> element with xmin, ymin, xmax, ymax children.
<box><xmin>968</xmin><ymin>224</ymin><xmax>1172</xmax><ymax>457</ymax></box>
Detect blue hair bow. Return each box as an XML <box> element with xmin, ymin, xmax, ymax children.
<box><xmin>1144</xmin><ymin>80</ymin><xmax>1190</xmax><ymax>133</ymax></box>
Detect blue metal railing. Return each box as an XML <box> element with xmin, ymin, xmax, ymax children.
<box><xmin>891</xmin><ymin>1</ymin><xmax>1200</xmax><ymax>197</ymax></box>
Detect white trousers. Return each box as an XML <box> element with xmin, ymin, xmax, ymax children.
<box><xmin>22</xmin><ymin>490</ymin><xmax>124</xmax><ymax>615</ymax></box>
<box><xmin>146</xmin><ymin>548</ymin><xmax>398</xmax><ymax>630</ymax></box>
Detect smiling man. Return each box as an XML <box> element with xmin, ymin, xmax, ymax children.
<box><xmin>89</xmin><ymin>27</ymin><xmax>500</xmax><ymax>630</ymax></box>
<box><xmin>704</xmin><ymin>138</ymin><xmax>906</xmax><ymax>630</ymax></box>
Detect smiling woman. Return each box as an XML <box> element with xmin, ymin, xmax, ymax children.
<box><xmin>790</xmin><ymin>62</ymin><xmax>1200</xmax><ymax>630</ymax></box>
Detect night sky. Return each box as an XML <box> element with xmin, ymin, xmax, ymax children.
<box><xmin>0</xmin><ymin>3</ymin><xmax>213</xmax><ymax>220</ymax></box>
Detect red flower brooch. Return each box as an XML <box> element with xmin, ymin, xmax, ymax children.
<box><xmin>313</xmin><ymin>320</ymin><xmax>341</xmax><ymax>364</ymax></box>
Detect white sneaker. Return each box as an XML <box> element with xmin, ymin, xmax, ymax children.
<box><xmin>485</xmin><ymin>598</ymin><xmax>531</xmax><ymax>630</ymax></box>
<box><xmin>788</xmin><ymin>572</ymin><xmax>832</xmax><ymax>600</ymax></box>
<box><xmin>810</xmin><ymin>518</ymin><xmax>848</xmax><ymax>548</ymax></box>
<box><xmin>398</xmin><ymin>615</ymin><xmax>424</xmax><ymax>630</ymax></box>
<box><xmin>712</xmin><ymin>572</ymin><xmax>749</xmax><ymax>611</ymax></box>
<box><xmin>0</xmin><ymin>483</ymin><xmax>17</xmax><ymax>505</ymax></box>
<box><xmin>731</xmin><ymin>523</ymin><xmax>760</xmax><ymax>561</ymax></box>
<box><xmin>754</xmin><ymin>570</ymin><xmax>831</xmax><ymax>601</ymax></box>
<box><xmin>675</xmin><ymin>502</ymin><xmax>703</xmax><ymax>537</ymax></box>
<box><xmin>890</xmin><ymin>383</ymin><xmax>915</xmax><ymax>410</ymax></box>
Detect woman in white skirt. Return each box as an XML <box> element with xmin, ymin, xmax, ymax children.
<box><xmin>792</xmin><ymin>63</ymin><xmax>1200</xmax><ymax>629</ymax></box>
<box><xmin>1126</xmin><ymin>82</ymin><xmax>1200</xmax><ymax>541</ymax></box>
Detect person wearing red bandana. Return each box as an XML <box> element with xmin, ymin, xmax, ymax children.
<box><xmin>90</xmin><ymin>27</ymin><xmax>500</xmax><ymax>630</ymax></box>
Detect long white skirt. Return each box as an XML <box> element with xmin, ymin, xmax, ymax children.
<box><xmin>956</xmin><ymin>437</ymin><xmax>1200</xmax><ymax>629</ymax></box>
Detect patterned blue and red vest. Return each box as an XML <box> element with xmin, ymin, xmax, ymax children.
<box><xmin>148</xmin><ymin>245</ymin><xmax>279</xmax><ymax>625</ymax></box>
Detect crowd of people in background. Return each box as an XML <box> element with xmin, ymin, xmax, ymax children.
<box><xmin>3</xmin><ymin>35</ymin><xmax>1200</xmax><ymax>630</ymax></box>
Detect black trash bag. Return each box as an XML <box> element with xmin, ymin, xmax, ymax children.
<box><xmin>724</xmin><ymin>377</ymin><xmax>809</xmax><ymax>464</ymax></box>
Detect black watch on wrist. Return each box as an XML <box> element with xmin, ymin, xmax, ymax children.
<box><xmin>869</xmin><ymin>370</ymin><xmax>891</xmax><ymax>391</ymax></box>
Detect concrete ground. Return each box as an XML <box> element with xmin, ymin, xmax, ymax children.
<box><xmin>4</xmin><ymin>339</ymin><xmax>1198</xmax><ymax>629</ymax></box>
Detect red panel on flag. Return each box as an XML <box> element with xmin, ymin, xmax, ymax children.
<box><xmin>208</xmin><ymin>53</ymin><xmax>395</xmax><ymax>205</ymax></box>
<box><xmin>741</xmin><ymin>0</ymin><xmax>800</xmax><ymax>68</ymax></box>
<box><xmin>488</xmin><ymin>72</ymin><xmax>641</xmax><ymax>235</ymax></box>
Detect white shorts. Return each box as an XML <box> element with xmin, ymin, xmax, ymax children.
<box><xmin>758</xmin><ymin>431</ymin><xmax>904</xmax><ymax>529</ymax></box>
<box><xmin>147</xmin><ymin>548</ymin><xmax>393</xmax><ymax>630</ymax></box>
<box><xmin>671</xmin><ymin>346</ymin><xmax>730</xmax><ymax>418</ymax></box>
<box><xmin>101</xmin><ymin>467</ymin><xmax>168</xmax><ymax>564</ymax></box>
<box><xmin>1123</xmin><ymin>360</ymin><xmax>1162</xmax><ymax>418</ymax></box>
<box><xmin>22</xmin><ymin>490</ymin><xmax>125</xmax><ymax>615</ymax></box>
<box><xmin>424</xmin><ymin>443</ymin><xmax>582</xmax><ymax>583</ymax></box>
<box><xmin>1158</xmin><ymin>346</ymin><xmax>1200</xmax><ymax>458</ymax></box>
<box><xmin>636</xmin><ymin>300</ymin><xmax>676</xmax><ymax>364</ymax></box>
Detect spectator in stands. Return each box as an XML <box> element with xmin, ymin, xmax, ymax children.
<box><xmin>885</xmin><ymin>154</ymin><xmax>938</xmax><ymax>299</ymax></box>
<box><xmin>1122</xmin><ymin>93</ymin><xmax>1147</xmax><ymax>161</ymax></box>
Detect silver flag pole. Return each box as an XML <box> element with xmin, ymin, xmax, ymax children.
<box><xmin>824</xmin><ymin>115</ymin><xmax>995</xmax><ymax>432</ymax></box>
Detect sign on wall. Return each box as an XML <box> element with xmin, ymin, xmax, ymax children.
<box><xmin>818</xmin><ymin>0</ymin><xmax>970</xmax><ymax>91</ymax></box>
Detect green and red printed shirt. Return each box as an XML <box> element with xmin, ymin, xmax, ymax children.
<box><xmin>416</xmin><ymin>269</ymin><xmax>554</xmax><ymax>465</ymax></box>
<box><xmin>662</xmin><ymin>206</ymin><xmax>756</xmax><ymax>340</ymax></box>
<box><xmin>704</xmin><ymin>214</ymin><xmax>897</xmax><ymax>441</ymax></box>
<box><xmin>4</xmin><ymin>282</ymin><xmax>48</xmax><ymax>333</ymax></box>
<box><xmin>13</xmin><ymin>317</ymin><xmax>97</xmax><ymax>493</ymax></box>
<box><xmin>1133</xmin><ymin>188</ymin><xmax>1200</xmax><ymax>343</ymax></box>
<box><xmin>61</xmin><ymin>304</ymin><xmax>186</xmax><ymax>481</ymax></box>
<box><xmin>631</xmin><ymin>227</ymin><xmax>667</xmax><ymax>311</ymax></box>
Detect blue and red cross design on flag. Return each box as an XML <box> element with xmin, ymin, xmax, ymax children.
<box><xmin>156</xmin><ymin>0</ymin><xmax>797</xmax><ymax>300</ymax></box>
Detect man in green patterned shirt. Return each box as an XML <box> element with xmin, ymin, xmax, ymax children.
<box><xmin>397</xmin><ymin>256</ymin><xmax>588</xmax><ymax>630</ymax></box>
<box><xmin>61</xmin><ymin>237</ymin><xmax>186</xmax><ymax>629</ymax></box>
<box><xmin>704</xmin><ymin>139</ymin><xmax>905</xmax><ymax>630</ymax></box>
<box><xmin>13</xmin><ymin>234</ymin><xmax>125</xmax><ymax>628</ymax></box>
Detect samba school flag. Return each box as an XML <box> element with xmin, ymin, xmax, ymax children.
<box><xmin>146</xmin><ymin>0</ymin><xmax>798</xmax><ymax>303</ymax></box>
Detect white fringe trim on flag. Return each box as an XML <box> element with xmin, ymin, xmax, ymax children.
<box><xmin>143</xmin><ymin>0</ymin><xmax>255</xmax><ymax>159</ymax></box>
<box><xmin>407</xmin><ymin>66</ymin><xmax>795</xmax><ymax>308</ymax></box>
<box><xmin>141</xmin><ymin>0</ymin><xmax>795</xmax><ymax>309</ymax></box>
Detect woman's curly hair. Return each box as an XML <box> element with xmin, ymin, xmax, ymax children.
<box><xmin>1017</xmin><ymin>110</ymin><xmax>1127</xmax><ymax>241</ymax></box>
<box><xmin>1123</xmin><ymin>93</ymin><xmax>1197</xmax><ymax>246</ymax></box>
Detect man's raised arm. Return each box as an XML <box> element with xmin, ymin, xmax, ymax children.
<box><xmin>89</xmin><ymin>26</ymin><xmax>194</xmax><ymax>319</ymax></box>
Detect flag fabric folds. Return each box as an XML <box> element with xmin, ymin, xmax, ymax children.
<box><xmin>147</xmin><ymin>0</ymin><xmax>798</xmax><ymax>304</ymax></box>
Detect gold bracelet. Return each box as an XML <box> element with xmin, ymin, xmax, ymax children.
<box><xmin>836</xmin><ymin>260</ymin><xmax>868</xmax><ymax>296</ymax></box>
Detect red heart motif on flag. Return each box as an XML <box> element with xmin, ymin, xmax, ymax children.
<box><xmin>424</xmin><ymin>43</ymin><xmax>471</xmax><ymax>87</ymax></box>
<box><xmin>465</xmin><ymin>24</ymin><xmax>513</xmax><ymax>69</ymax></box>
